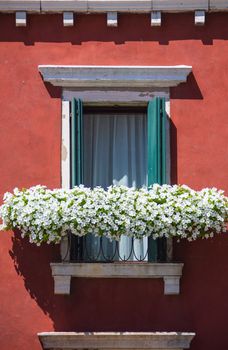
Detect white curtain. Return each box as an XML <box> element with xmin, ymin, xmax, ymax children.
<box><xmin>83</xmin><ymin>112</ymin><xmax>148</xmax><ymax>261</ymax></box>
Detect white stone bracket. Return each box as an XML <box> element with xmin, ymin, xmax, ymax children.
<box><xmin>53</xmin><ymin>275</ymin><xmax>71</xmax><ymax>295</ymax></box>
<box><xmin>107</xmin><ymin>11</ymin><xmax>118</xmax><ymax>27</ymax></box>
<box><xmin>51</xmin><ymin>262</ymin><xmax>183</xmax><ymax>295</ymax></box>
<box><xmin>15</xmin><ymin>11</ymin><xmax>27</xmax><ymax>26</ymax></box>
<box><xmin>194</xmin><ymin>10</ymin><xmax>206</xmax><ymax>25</ymax></box>
<box><xmin>63</xmin><ymin>12</ymin><xmax>74</xmax><ymax>26</ymax></box>
<box><xmin>151</xmin><ymin>11</ymin><xmax>161</xmax><ymax>26</ymax></box>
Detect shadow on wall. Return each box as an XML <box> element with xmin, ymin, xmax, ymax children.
<box><xmin>9</xmin><ymin>230</ymin><xmax>59</xmax><ymax>321</ymax></box>
<box><xmin>9</xmin><ymin>228</ymin><xmax>228</xmax><ymax>350</ymax></box>
<box><xmin>44</xmin><ymin>82</ymin><xmax>62</xmax><ymax>99</ymax></box>
<box><xmin>8</xmin><ymin>229</ymin><xmax>183</xmax><ymax>333</ymax></box>
<box><xmin>9</xmin><ymin>230</ymin><xmax>79</xmax><ymax>331</ymax></box>
<box><xmin>40</xmin><ymin>74</ymin><xmax>202</xmax><ymax>184</ymax></box>
<box><xmin>41</xmin><ymin>72</ymin><xmax>203</xmax><ymax>100</ymax></box>
<box><xmin>0</xmin><ymin>13</ymin><xmax>227</xmax><ymax>45</ymax></box>
<box><xmin>169</xmin><ymin>72</ymin><xmax>203</xmax><ymax>184</ymax></box>
<box><xmin>171</xmin><ymin>73</ymin><xmax>203</xmax><ymax>100</ymax></box>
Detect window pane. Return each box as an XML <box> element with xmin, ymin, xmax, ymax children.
<box><xmin>82</xmin><ymin>111</ymin><xmax>148</xmax><ymax>261</ymax></box>
<box><xmin>84</xmin><ymin>112</ymin><xmax>147</xmax><ymax>188</ymax></box>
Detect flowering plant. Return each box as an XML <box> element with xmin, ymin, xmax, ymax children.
<box><xmin>0</xmin><ymin>185</ymin><xmax>227</xmax><ymax>245</ymax></box>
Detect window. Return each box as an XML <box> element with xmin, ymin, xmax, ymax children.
<box><xmin>39</xmin><ymin>64</ymin><xmax>189</xmax><ymax>294</ymax></box>
<box><xmin>69</xmin><ymin>97</ymin><xmax>170</xmax><ymax>263</ymax></box>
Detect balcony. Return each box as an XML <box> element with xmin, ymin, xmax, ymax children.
<box><xmin>51</xmin><ymin>234</ymin><xmax>183</xmax><ymax>296</ymax></box>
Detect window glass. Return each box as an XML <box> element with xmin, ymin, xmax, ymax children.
<box><xmin>82</xmin><ymin>108</ymin><xmax>148</xmax><ymax>261</ymax></box>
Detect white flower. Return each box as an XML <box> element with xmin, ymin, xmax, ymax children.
<box><xmin>0</xmin><ymin>184</ymin><xmax>227</xmax><ymax>245</ymax></box>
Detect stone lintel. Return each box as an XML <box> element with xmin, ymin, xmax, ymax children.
<box><xmin>39</xmin><ymin>65</ymin><xmax>192</xmax><ymax>89</ymax></box>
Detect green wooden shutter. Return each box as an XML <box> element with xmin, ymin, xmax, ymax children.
<box><xmin>71</xmin><ymin>98</ymin><xmax>83</xmax><ymax>187</ymax></box>
<box><xmin>148</xmin><ymin>97</ymin><xmax>167</xmax><ymax>186</ymax></box>
<box><xmin>147</xmin><ymin>97</ymin><xmax>169</xmax><ymax>261</ymax></box>
<box><xmin>70</xmin><ymin>98</ymin><xmax>84</xmax><ymax>260</ymax></box>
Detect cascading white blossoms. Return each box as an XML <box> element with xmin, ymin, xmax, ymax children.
<box><xmin>0</xmin><ymin>184</ymin><xmax>227</xmax><ymax>245</ymax></box>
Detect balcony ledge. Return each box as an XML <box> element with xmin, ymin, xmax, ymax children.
<box><xmin>38</xmin><ymin>332</ymin><xmax>195</xmax><ymax>350</ymax></box>
<box><xmin>50</xmin><ymin>262</ymin><xmax>184</xmax><ymax>295</ymax></box>
<box><xmin>0</xmin><ymin>1</ymin><xmax>227</xmax><ymax>13</ymax></box>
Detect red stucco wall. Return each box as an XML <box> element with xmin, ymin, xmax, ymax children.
<box><xmin>0</xmin><ymin>12</ymin><xmax>228</xmax><ymax>350</ymax></box>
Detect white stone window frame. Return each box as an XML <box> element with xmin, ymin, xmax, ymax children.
<box><xmin>39</xmin><ymin>65</ymin><xmax>191</xmax><ymax>296</ymax></box>
<box><xmin>61</xmin><ymin>86</ymin><xmax>170</xmax><ymax>190</ymax></box>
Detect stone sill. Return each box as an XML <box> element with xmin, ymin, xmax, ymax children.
<box><xmin>0</xmin><ymin>1</ymin><xmax>227</xmax><ymax>13</ymax></box>
<box><xmin>50</xmin><ymin>262</ymin><xmax>184</xmax><ymax>295</ymax></box>
<box><xmin>38</xmin><ymin>332</ymin><xmax>195</xmax><ymax>350</ymax></box>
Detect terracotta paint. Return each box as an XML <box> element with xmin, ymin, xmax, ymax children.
<box><xmin>0</xmin><ymin>12</ymin><xmax>228</xmax><ymax>350</ymax></box>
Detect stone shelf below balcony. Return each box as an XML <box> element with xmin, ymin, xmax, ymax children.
<box><xmin>50</xmin><ymin>262</ymin><xmax>184</xmax><ymax>295</ymax></box>
<box><xmin>38</xmin><ymin>332</ymin><xmax>195</xmax><ymax>350</ymax></box>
